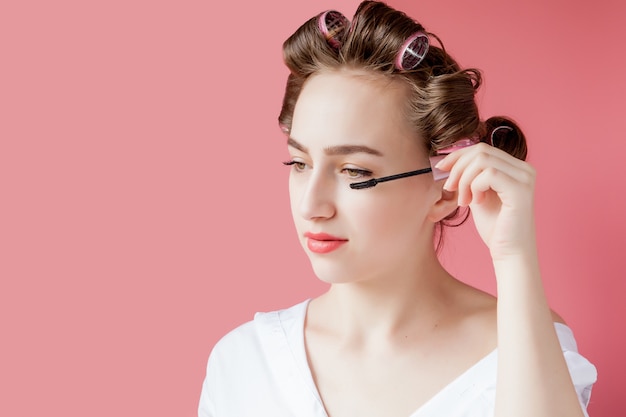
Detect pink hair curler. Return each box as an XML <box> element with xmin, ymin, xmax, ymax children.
<box><xmin>489</xmin><ymin>125</ymin><xmax>513</xmax><ymax>147</ymax></box>
<box><xmin>318</xmin><ymin>10</ymin><xmax>350</xmax><ymax>49</ymax></box>
<box><xmin>395</xmin><ymin>32</ymin><xmax>429</xmax><ymax>71</ymax></box>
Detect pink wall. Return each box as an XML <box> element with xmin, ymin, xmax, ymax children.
<box><xmin>2</xmin><ymin>0</ymin><xmax>623</xmax><ymax>416</ymax></box>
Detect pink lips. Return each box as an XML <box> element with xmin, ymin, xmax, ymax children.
<box><xmin>304</xmin><ymin>232</ymin><xmax>348</xmax><ymax>254</ymax></box>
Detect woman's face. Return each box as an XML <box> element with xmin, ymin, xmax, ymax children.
<box><xmin>287</xmin><ymin>70</ymin><xmax>444</xmax><ymax>284</ymax></box>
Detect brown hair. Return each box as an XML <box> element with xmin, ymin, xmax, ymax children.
<box><xmin>278</xmin><ymin>1</ymin><xmax>527</xmax><ymax>242</ymax></box>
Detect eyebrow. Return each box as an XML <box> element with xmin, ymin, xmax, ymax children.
<box><xmin>287</xmin><ymin>137</ymin><xmax>384</xmax><ymax>157</ymax></box>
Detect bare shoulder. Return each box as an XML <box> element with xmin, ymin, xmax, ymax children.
<box><xmin>446</xmin><ymin>280</ymin><xmax>498</xmax><ymax>347</ymax></box>
<box><xmin>451</xmin><ymin>280</ymin><xmax>497</xmax><ymax>317</ymax></box>
<box><xmin>453</xmin><ymin>281</ymin><xmax>567</xmax><ymax>326</ymax></box>
<box><xmin>455</xmin><ymin>282</ymin><xmax>567</xmax><ymax>324</ymax></box>
<box><xmin>550</xmin><ymin>309</ymin><xmax>567</xmax><ymax>324</ymax></box>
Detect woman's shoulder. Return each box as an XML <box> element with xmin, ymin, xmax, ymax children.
<box><xmin>200</xmin><ymin>299</ymin><xmax>315</xmax><ymax>415</ymax></box>
<box><xmin>210</xmin><ymin>299</ymin><xmax>309</xmax><ymax>358</ymax></box>
<box><xmin>451</xmin><ymin>280</ymin><xmax>567</xmax><ymax>327</ymax></box>
<box><xmin>450</xmin><ymin>280</ymin><xmax>498</xmax><ymax>329</ymax></box>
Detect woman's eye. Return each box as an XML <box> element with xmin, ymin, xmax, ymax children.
<box><xmin>342</xmin><ymin>168</ymin><xmax>372</xmax><ymax>178</ymax></box>
<box><xmin>282</xmin><ymin>160</ymin><xmax>307</xmax><ymax>171</ymax></box>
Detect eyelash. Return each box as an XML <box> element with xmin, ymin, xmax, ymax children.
<box><xmin>282</xmin><ymin>160</ymin><xmax>373</xmax><ymax>179</ymax></box>
<box><xmin>282</xmin><ymin>160</ymin><xmax>307</xmax><ymax>171</ymax></box>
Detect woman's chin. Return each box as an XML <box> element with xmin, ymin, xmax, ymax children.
<box><xmin>309</xmin><ymin>260</ymin><xmax>363</xmax><ymax>285</ymax></box>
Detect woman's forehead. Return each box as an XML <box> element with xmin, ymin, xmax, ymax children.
<box><xmin>291</xmin><ymin>71</ymin><xmax>416</xmax><ymax>152</ymax></box>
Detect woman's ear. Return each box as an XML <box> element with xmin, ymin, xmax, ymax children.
<box><xmin>427</xmin><ymin>188</ymin><xmax>458</xmax><ymax>223</ymax></box>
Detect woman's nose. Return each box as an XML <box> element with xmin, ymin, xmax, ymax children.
<box><xmin>298</xmin><ymin>170</ymin><xmax>336</xmax><ymax>221</ymax></box>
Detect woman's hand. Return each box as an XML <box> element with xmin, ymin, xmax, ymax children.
<box><xmin>435</xmin><ymin>143</ymin><xmax>537</xmax><ymax>260</ymax></box>
<box><xmin>436</xmin><ymin>144</ymin><xmax>588</xmax><ymax>417</ymax></box>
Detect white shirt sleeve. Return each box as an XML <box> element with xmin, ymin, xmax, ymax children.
<box><xmin>198</xmin><ymin>378</ymin><xmax>215</xmax><ymax>417</ymax></box>
<box><xmin>555</xmin><ymin>323</ymin><xmax>598</xmax><ymax>416</ymax></box>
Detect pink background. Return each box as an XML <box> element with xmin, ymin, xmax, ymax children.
<box><xmin>2</xmin><ymin>0</ymin><xmax>624</xmax><ymax>416</ymax></box>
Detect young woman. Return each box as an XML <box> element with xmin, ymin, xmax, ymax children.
<box><xmin>198</xmin><ymin>2</ymin><xmax>597</xmax><ymax>416</ymax></box>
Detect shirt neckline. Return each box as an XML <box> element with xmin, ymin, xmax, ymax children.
<box><xmin>283</xmin><ymin>298</ymin><xmax>499</xmax><ymax>417</ymax></box>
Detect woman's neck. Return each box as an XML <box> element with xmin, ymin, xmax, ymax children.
<box><xmin>307</xmin><ymin>256</ymin><xmax>460</xmax><ymax>346</ymax></box>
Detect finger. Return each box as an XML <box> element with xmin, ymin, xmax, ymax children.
<box><xmin>437</xmin><ymin>142</ymin><xmax>532</xmax><ymax>177</ymax></box>
<box><xmin>469</xmin><ymin>166</ymin><xmax>534</xmax><ymax>208</ymax></box>
<box><xmin>454</xmin><ymin>160</ymin><xmax>535</xmax><ymax>207</ymax></box>
<box><xmin>443</xmin><ymin>144</ymin><xmax>534</xmax><ymax>192</ymax></box>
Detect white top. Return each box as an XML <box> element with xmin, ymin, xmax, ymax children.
<box><xmin>198</xmin><ymin>299</ymin><xmax>597</xmax><ymax>417</ymax></box>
